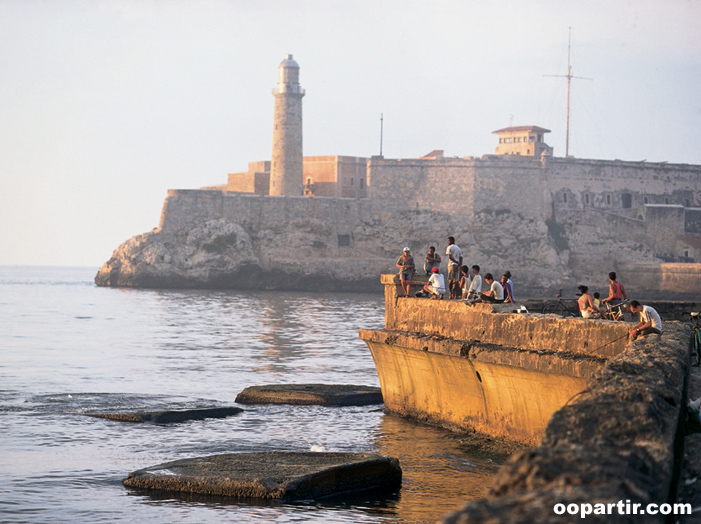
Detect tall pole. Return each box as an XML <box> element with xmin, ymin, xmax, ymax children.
<box><xmin>544</xmin><ymin>28</ymin><xmax>591</xmax><ymax>157</ymax></box>
<box><xmin>380</xmin><ymin>113</ymin><xmax>384</xmax><ymax>157</ymax></box>
<box><xmin>565</xmin><ymin>28</ymin><xmax>572</xmax><ymax>157</ymax></box>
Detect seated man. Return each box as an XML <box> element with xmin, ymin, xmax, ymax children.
<box><xmin>628</xmin><ymin>300</ymin><xmax>662</xmax><ymax>342</ymax></box>
<box><xmin>423</xmin><ymin>267</ymin><xmax>446</xmax><ymax>299</ymax></box>
<box><xmin>465</xmin><ymin>265</ymin><xmax>482</xmax><ymax>301</ymax></box>
<box><xmin>473</xmin><ymin>273</ymin><xmax>504</xmax><ymax>303</ymax></box>
<box><xmin>423</xmin><ymin>246</ymin><xmax>442</xmax><ymax>275</ymax></box>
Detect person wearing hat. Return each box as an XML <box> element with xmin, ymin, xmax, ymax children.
<box><xmin>396</xmin><ymin>247</ymin><xmax>416</xmax><ymax>297</ymax></box>
<box><xmin>423</xmin><ymin>267</ymin><xmax>446</xmax><ymax>299</ymax></box>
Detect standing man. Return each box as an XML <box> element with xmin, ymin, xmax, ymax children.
<box><xmin>446</xmin><ymin>236</ymin><xmax>463</xmax><ymax>299</ymax></box>
<box><xmin>396</xmin><ymin>247</ymin><xmax>415</xmax><ymax>297</ymax></box>
<box><xmin>424</xmin><ymin>246</ymin><xmax>442</xmax><ymax>274</ymax></box>
<box><xmin>628</xmin><ymin>300</ymin><xmax>662</xmax><ymax>342</ymax></box>
<box><xmin>601</xmin><ymin>271</ymin><xmax>627</xmax><ymax>306</ymax></box>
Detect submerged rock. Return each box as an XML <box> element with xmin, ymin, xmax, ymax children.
<box><xmin>86</xmin><ymin>407</ymin><xmax>243</xmax><ymax>423</ymax></box>
<box><xmin>123</xmin><ymin>452</ymin><xmax>402</xmax><ymax>500</ymax></box>
<box><xmin>235</xmin><ymin>384</ymin><xmax>383</xmax><ymax>407</ymax></box>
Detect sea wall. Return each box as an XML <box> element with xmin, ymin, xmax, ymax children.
<box><xmin>359</xmin><ymin>275</ymin><xmax>633</xmax><ymax>444</ymax></box>
<box><xmin>381</xmin><ymin>275</ymin><xmax>630</xmax><ymax>358</ymax></box>
<box><xmin>442</xmin><ymin>321</ymin><xmax>691</xmax><ymax>524</ymax></box>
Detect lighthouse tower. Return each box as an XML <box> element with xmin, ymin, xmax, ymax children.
<box><xmin>269</xmin><ymin>54</ymin><xmax>305</xmax><ymax>196</ymax></box>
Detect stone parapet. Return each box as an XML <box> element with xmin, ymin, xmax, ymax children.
<box><xmin>442</xmin><ymin>321</ymin><xmax>691</xmax><ymax>524</ymax></box>
<box><xmin>381</xmin><ymin>274</ymin><xmax>630</xmax><ymax>358</ymax></box>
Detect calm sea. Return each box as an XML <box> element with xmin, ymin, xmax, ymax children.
<box><xmin>0</xmin><ymin>266</ymin><xmax>497</xmax><ymax>524</ymax></box>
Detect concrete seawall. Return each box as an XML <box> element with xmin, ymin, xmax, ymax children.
<box><xmin>360</xmin><ymin>275</ymin><xmax>632</xmax><ymax>444</ymax></box>
<box><xmin>442</xmin><ymin>321</ymin><xmax>690</xmax><ymax>523</ymax></box>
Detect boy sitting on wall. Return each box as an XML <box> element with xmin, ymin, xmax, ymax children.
<box><xmin>423</xmin><ymin>267</ymin><xmax>446</xmax><ymax>299</ymax></box>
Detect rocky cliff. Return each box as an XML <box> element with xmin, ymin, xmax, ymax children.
<box><xmin>96</xmin><ymin>190</ymin><xmax>583</xmax><ymax>294</ymax></box>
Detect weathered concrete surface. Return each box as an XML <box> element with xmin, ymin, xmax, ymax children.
<box><xmin>441</xmin><ymin>321</ymin><xmax>691</xmax><ymax>524</ymax></box>
<box><xmin>123</xmin><ymin>452</ymin><xmax>402</xmax><ymax>501</ymax></box>
<box><xmin>235</xmin><ymin>384</ymin><xmax>383</xmax><ymax>406</ymax></box>
<box><xmin>361</xmin><ymin>331</ymin><xmax>592</xmax><ymax>445</ymax></box>
<box><xmin>677</xmin><ymin>356</ymin><xmax>701</xmax><ymax>523</ymax></box>
<box><xmin>360</xmin><ymin>275</ymin><xmax>636</xmax><ymax>443</ymax></box>
<box><xmin>382</xmin><ymin>275</ymin><xmax>630</xmax><ymax>358</ymax></box>
<box><xmin>86</xmin><ymin>407</ymin><xmax>243</xmax><ymax>423</ymax></box>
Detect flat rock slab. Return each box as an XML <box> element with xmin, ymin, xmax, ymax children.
<box><xmin>235</xmin><ymin>384</ymin><xmax>383</xmax><ymax>407</ymax></box>
<box><xmin>123</xmin><ymin>452</ymin><xmax>402</xmax><ymax>500</ymax></box>
<box><xmin>86</xmin><ymin>407</ymin><xmax>243</xmax><ymax>423</ymax></box>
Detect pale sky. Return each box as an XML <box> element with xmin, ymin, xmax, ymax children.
<box><xmin>1</xmin><ymin>0</ymin><xmax>699</xmax><ymax>267</ymax></box>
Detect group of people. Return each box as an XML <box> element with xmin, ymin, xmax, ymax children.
<box><xmin>576</xmin><ymin>272</ymin><xmax>627</xmax><ymax>319</ymax></box>
<box><xmin>397</xmin><ymin>244</ymin><xmax>663</xmax><ymax>343</ymax></box>
<box><xmin>395</xmin><ymin>237</ymin><xmax>515</xmax><ymax>304</ymax></box>
<box><xmin>576</xmin><ymin>272</ymin><xmax>663</xmax><ymax>342</ymax></box>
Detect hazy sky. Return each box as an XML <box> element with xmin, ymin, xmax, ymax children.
<box><xmin>1</xmin><ymin>0</ymin><xmax>699</xmax><ymax>268</ymax></box>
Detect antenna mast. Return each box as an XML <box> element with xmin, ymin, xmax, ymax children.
<box><xmin>380</xmin><ymin>113</ymin><xmax>384</xmax><ymax>156</ymax></box>
<box><xmin>545</xmin><ymin>27</ymin><xmax>592</xmax><ymax>157</ymax></box>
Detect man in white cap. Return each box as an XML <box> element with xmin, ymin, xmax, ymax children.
<box><xmin>396</xmin><ymin>247</ymin><xmax>415</xmax><ymax>297</ymax></box>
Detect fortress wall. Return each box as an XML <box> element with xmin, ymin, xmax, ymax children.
<box><xmin>546</xmin><ymin>158</ymin><xmax>701</xmax><ymax>212</ymax></box>
<box><xmin>368</xmin><ymin>158</ymin><xmax>477</xmax><ymax>215</ymax></box>
<box><xmin>159</xmin><ymin>190</ymin><xmax>225</xmax><ymax>231</ymax></box>
<box><xmin>617</xmin><ymin>262</ymin><xmax>701</xmax><ymax>297</ymax></box>
<box><xmin>469</xmin><ymin>157</ymin><xmax>546</xmax><ymax>218</ymax></box>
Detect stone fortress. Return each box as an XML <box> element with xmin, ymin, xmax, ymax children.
<box><xmin>96</xmin><ymin>55</ymin><xmax>701</xmax><ymax>297</ymax></box>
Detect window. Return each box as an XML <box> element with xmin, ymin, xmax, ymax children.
<box><xmin>585</xmin><ymin>194</ymin><xmax>590</xmax><ymax>205</ymax></box>
<box><xmin>622</xmin><ymin>193</ymin><xmax>632</xmax><ymax>209</ymax></box>
<box><xmin>350</xmin><ymin>178</ymin><xmax>354</xmax><ymax>186</ymax></box>
<box><xmin>563</xmin><ymin>193</ymin><xmax>568</xmax><ymax>204</ymax></box>
<box><xmin>529</xmin><ymin>136</ymin><xmax>535</xmax><ymax>142</ymax></box>
<box><xmin>360</xmin><ymin>178</ymin><xmax>365</xmax><ymax>188</ymax></box>
<box><xmin>665</xmin><ymin>197</ymin><xmax>670</xmax><ymax>204</ymax></box>
<box><xmin>643</xmin><ymin>196</ymin><xmax>649</xmax><ymax>204</ymax></box>
<box><xmin>606</xmin><ymin>195</ymin><xmax>612</xmax><ymax>206</ymax></box>
<box><xmin>337</xmin><ymin>234</ymin><xmax>350</xmax><ymax>247</ymax></box>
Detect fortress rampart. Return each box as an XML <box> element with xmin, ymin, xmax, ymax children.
<box><xmin>367</xmin><ymin>155</ymin><xmax>701</xmax><ymax>223</ymax></box>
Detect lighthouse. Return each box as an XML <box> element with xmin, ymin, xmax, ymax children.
<box><xmin>269</xmin><ymin>54</ymin><xmax>305</xmax><ymax>196</ymax></box>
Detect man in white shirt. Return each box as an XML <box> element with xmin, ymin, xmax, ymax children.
<box><xmin>422</xmin><ymin>267</ymin><xmax>446</xmax><ymax>299</ymax></box>
<box><xmin>445</xmin><ymin>236</ymin><xmax>463</xmax><ymax>299</ymax></box>
<box><xmin>628</xmin><ymin>301</ymin><xmax>662</xmax><ymax>342</ymax></box>
<box><xmin>475</xmin><ymin>273</ymin><xmax>504</xmax><ymax>303</ymax></box>
<box><xmin>466</xmin><ymin>265</ymin><xmax>482</xmax><ymax>301</ymax></box>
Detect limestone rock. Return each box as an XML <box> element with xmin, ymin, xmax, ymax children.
<box><xmin>86</xmin><ymin>407</ymin><xmax>243</xmax><ymax>424</ymax></box>
<box><xmin>95</xmin><ymin>191</ymin><xmax>571</xmax><ymax>293</ymax></box>
<box><xmin>123</xmin><ymin>452</ymin><xmax>402</xmax><ymax>500</ymax></box>
<box><xmin>235</xmin><ymin>384</ymin><xmax>383</xmax><ymax>406</ymax></box>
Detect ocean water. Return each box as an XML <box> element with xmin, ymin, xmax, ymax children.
<box><xmin>0</xmin><ymin>266</ymin><xmax>498</xmax><ymax>524</ymax></box>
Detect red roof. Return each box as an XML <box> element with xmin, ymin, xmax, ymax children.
<box><xmin>679</xmin><ymin>235</ymin><xmax>701</xmax><ymax>249</ymax></box>
<box><xmin>420</xmin><ymin>150</ymin><xmax>444</xmax><ymax>159</ymax></box>
<box><xmin>492</xmin><ymin>126</ymin><xmax>551</xmax><ymax>134</ymax></box>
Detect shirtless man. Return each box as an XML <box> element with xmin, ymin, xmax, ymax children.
<box><xmin>601</xmin><ymin>272</ymin><xmax>627</xmax><ymax>306</ymax></box>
